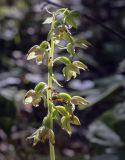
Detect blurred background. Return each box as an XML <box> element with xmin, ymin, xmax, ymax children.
<box><xmin>0</xmin><ymin>0</ymin><xmax>125</xmax><ymax>160</ymax></box>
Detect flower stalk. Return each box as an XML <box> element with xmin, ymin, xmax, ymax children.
<box><xmin>24</xmin><ymin>8</ymin><xmax>90</xmax><ymax>160</ymax></box>
<box><xmin>47</xmin><ymin>14</ymin><xmax>55</xmax><ymax>160</ymax></box>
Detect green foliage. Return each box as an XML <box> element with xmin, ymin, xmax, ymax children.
<box><xmin>24</xmin><ymin>8</ymin><xmax>90</xmax><ymax>160</ymax></box>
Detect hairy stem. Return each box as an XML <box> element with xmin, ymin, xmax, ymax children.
<box><xmin>47</xmin><ymin>14</ymin><xmax>55</xmax><ymax>160</ymax></box>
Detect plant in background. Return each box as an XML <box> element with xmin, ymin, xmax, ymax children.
<box><xmin>24</xmin><ymin>8</ymin><xmax>89</xmax><ymax>160</ymax></box>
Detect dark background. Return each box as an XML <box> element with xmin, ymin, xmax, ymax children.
<box><xmin>0</xmin><ymin>0</ymin><xmax>125</xmax><ymax>160</ymax></box>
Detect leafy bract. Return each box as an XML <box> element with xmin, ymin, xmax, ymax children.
<box><xmin>54</xmin><ymin>56</ymin><xmax>71</xmax><ymax>65</ymax></box>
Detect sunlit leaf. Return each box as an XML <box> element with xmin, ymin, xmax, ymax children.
<box><xmin>54</xmin><ymin>56</ymin><xmax>71</xmax><ymax>65</ymax></box>
<box><xmin>56</xmin><ymin>106</ymin><xmax>68</xmax><ymax>116</ymax></box>
<box><xmin>58</xmin><ymin>92</ymin><xmax>71</xmax><ymax>102</ymax></box>
<box><xmin>34</xmin><ymin>82</ymin><xmax>47</xmax><ymax>93</ymax></box>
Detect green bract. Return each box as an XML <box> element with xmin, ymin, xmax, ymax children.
<box><xmin>25</xmin><ymin>8</ymin><xmax>90</xmax><ymax>160</ymax></box>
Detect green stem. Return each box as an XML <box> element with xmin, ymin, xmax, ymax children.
<box><xmin>47</xmin><ymin>14</ymin><xmax>55</xmax><ymax>160</ymax></box>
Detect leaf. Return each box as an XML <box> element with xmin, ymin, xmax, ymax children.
<box><xmin>67</xmin><ymin>43</ymin><xmax>75</xmax><ymax>56</ymax></box>
<box><xmin>59</xmin><ymin>92</ymin><xmax>71</xmax><ymax>102</ymax></box>
<box><xmin>65</xmin><ymin>13</ymin><xmax>77</xmax><ymax>28</ymax></box>
<box><xmin>52</xmin><ymin>75</ymin><xmax>63</xmax><ymax>87</ymax></box>
<box><xmin>42</xmin><ymin>116</ymin><xmax>51</xmax><ymax>128</ymax></box>
<box><xmin>43</xmin><ymin>17</ymin><xmax>53</xmax><ymax>24</ymax></box>
<box><xmin>34</xmin><ymin>82</ymin><xmax>47</xmax><ymax>93</ymax></box>
<box><xmin>56</xmin><ymin>106</ymin><xmax>68</xmax><ymax>116</ymax></box>
<box><xmin>47</xmin><ymin>29</ymin><xmax>54</xmax><ymax>41</ymax></box>
<box><xmin>65</xmin><ymin>103</ymin><xmax>75</xmax><ymax>115</ymax></box>
<box><xmin>70</xmin><ymin>11</ymin><xmax>80</xmax><ymax>19</ymax></box>
<box><xmin>63</xmin><ymin>31</ymin><xmax>73</xmax><ymax>43</ymax></box>
<box><xmin>73</xmin><ymin>61</ymin><xmax>88</xmax><ymax>71</ymax></box>
<box><xmin>54</xmin><ymin>56</ymin><xmax>71</xmax><ymax>65</ymax></box>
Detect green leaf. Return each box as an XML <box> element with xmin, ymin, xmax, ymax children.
<box><xmin>54</xmin><ymin>56</ymin><xmax>71</xmax><ymax>65</ymax></box>
<box><xmin>43</xmin><ymin>17</ymin><xmax>53</xmax><ymax>24</ymax></box>
<box><xmin>70</xmin><ymin>11</ymin><xmax>80</xmax><ymax>19</ymax></box>
<box><xmin>52</xmin><ymin>75</ymin><xmax>63</xmax><ymax>87</ymax></box>
<box><xmin>67</xmin><ymin>43</ymin><xmax>75</xmax><ymax>56</ymax></box>
<box><xmin>63</xmin><ymin>31</ymin><xmax>73</xmax><ymax>43</ymax></box>
<box><xmin>65</xmin><ymin>103</ymin><xmax>75</xmax><ymax>115</ymax></box>
<box><xmin>65</xmin><ymin>13</ymin><xmax>77</xmax><ymax>28</ymax></box>
<box><xmin>47</xmin><ymin>29</ymin><xmax>54</xmax><ymax>41</ymax></box>
<box><xmin>56</xmin><ymin>106</ymin><xmax>68</xmax><ymax>116</ymax></box>
<box><xmin>73</xmin><ymin>61</ymin><xmax>88</xmax><ymax>71</ymax></box>
<box><xmin>34</xmin><ymin>82</ymin><xmax>47</xmax><ymax>93</ymax></box>
<box><xmin>53</xmin><ymin>109</ymin><xmax>61</xmax><ymax>124</ymax></box>
<box><xmin>59</xmin><ymin>92</ymin><xmax>71</xmax><ymax>102</ymax></box>
<box><xmin>42</xmin><ymin>116</ymin><xmax>51</xmax><ymax>128</ymax></box>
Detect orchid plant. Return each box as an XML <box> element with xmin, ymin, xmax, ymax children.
<box><xmin>24</xmin><ymin>8</ymin><xmax>89</xmax><ymax>160</ymax></box>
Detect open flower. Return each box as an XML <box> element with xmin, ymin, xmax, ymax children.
<box><xmin>27</xmin><ymin>41</ymin><xmax>50</xmax><ymax>65</ymax></box>
<box><xmin>24</xmin><ymin>89</ymin><xmax>41</xmax><ymax>107</ymax></box>
<box><xmin>24</xmin><ymin>82</ymin><xmax>47</xmax><ymax>107</ymax></box>
<box><xmin>63</xmin><ymin>61</ymin><xmax>88</xmax><ymax>81</ymax></box>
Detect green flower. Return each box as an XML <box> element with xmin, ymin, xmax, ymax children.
<box><xmin>27</xmin><ymin>41</ymin><xmax>50</xmax><ymax>65</ymax></box>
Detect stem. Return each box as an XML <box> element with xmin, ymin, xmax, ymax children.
<box><xmin>47</xmin><ymin>14</ymin><xmax>55</xmax><ymax>160</ymax></box>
